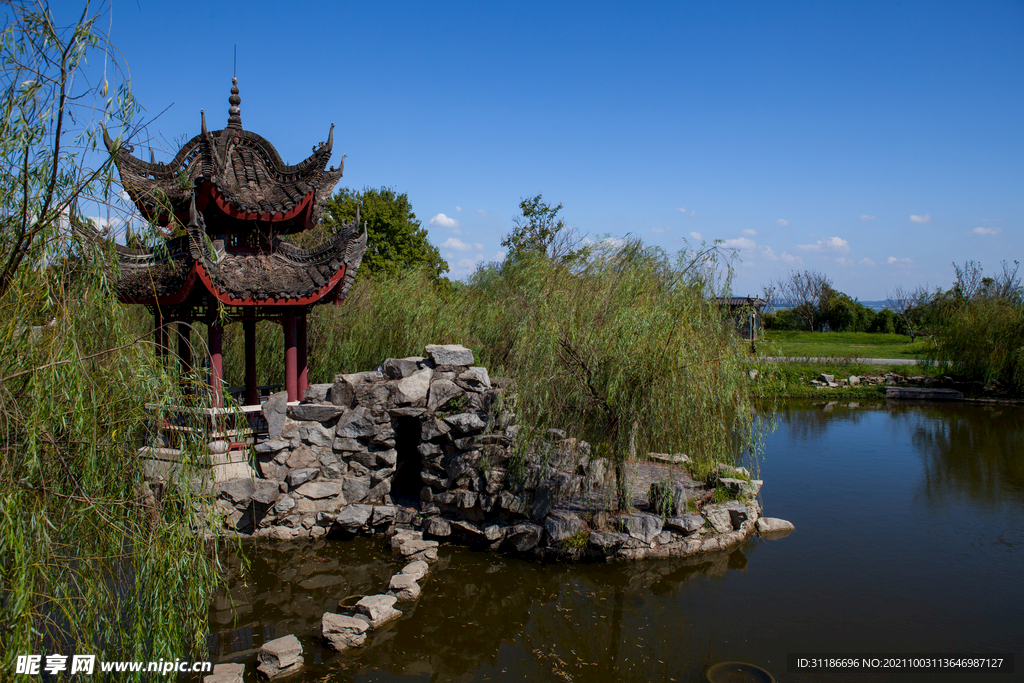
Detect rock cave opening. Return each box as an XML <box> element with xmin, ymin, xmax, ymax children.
<box><xmin>390</xmin><ymin>416</ymin><xmax>424</xmax><ymax>507</ymax></box>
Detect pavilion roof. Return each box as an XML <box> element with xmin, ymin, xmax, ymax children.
<box><xmin>88</xmin><ymin>200</ymin><xmax>366</xmax><ymax>307</ymax></box>
<box><xmin>104</xmin><ymin>78</ymin><xmax>344</xmax><ymax>231</ymax></box>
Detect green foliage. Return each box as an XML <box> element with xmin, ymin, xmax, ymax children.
<box><xmin>767</xmin><ymin>286</ymin><xmax>880</xmax><ymax>333</ymax></box>
<box><xmin>650</xmin><ymin>479</ymin><xmax>683</xmax><ymax>518</ymax></box>
<box><xmin>868</xmin><ymin>308</ymin><xmax>905</xmax><ymax>334</ymax></box>
<box><xmin>817</xmin><ymin>287</ymin><xmax>877</xmax><ymax>332</ymax></box>
<box><xmin>712</xmin><ymin>487</ymin><xmax>734</xmax><ymax>505</ymax></box>
<box><xmin>501</xmin><ymin>193</ymin><xmax>585</xmax><ymax>263</ymax></box>
<box><xmin>930</xmin><ymin>260</ymin><xmax>1024</xmax><ymax>392</ymax></box>
<box><xmin>558</xmin><ymin>529</ymin><xmax>591</xmax><ymax>554</ymax></box>
<box><xmin>0</xmin><ymin>2</ymin><xmax>223</xmax><ymax>672</ymax></box>
<box><xmin>483</xmin><ymin>240</ymin><xmax>764</xmax><ymax>510</ymax></box>
<box><xmin>319</xmin><ymin>186</ymin><xmax>449</xmax><ymax>280</ymax></box>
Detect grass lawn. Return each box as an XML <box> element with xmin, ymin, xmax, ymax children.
<box><xmin>756</xmin><ymin>330</ymin><xmax>934</xmax><ymax>360</ymax></box>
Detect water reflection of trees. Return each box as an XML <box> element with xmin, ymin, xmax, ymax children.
<box><xmin>205</xmin><ymin>538</ymin><xmax>757</xmax><ymax>682</ymax></box>
<box><xmin>773</xmin><ymin>400</ymin><xmax>885</xmax><ymax>442</ymax></box>
<box><xmin>896</xmin><ymin>404</ymin><xmax>1024</xmax><ymax>506</ymax></box>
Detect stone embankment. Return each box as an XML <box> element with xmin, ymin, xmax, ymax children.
<box><xmin>203</xmin><ymin>344</ymin><xmax>792</xmax><ymax>563</ymax></box>
<box><xmin>809</xmin><ymin>371</ymin><xmax>945</xmax><ymax>389</ymax></box>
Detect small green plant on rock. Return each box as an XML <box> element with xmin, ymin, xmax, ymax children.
<box><xmin>712</xmin><ymin>487</ymin><xmax>734</xmax><ymax>505</ymax></box>
<box><xmin>559</xmin><ymin>529</ymin><xmax>591</xmax><ymax>556</ymax></box>
<box><xmin>650</xmin><ymin>478</ymin><xmax>679</xmax><ymax>518</ymax></box>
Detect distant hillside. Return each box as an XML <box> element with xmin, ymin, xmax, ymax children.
<box><xmin>768</xmin><ymin>299</ymin><xmax>891</xmax><ymax>312</ymax></box>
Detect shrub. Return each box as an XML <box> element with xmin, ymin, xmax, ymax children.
<box><xmin>931</xmin><ymin>261</ymin><xmax>1024</xmax><ymax>392</ymax></box>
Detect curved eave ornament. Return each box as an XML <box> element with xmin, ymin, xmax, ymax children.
<box><xmin>102</xmin><ymin>79</ymin><xmax>344</xmax><ymax>230</ymax></box>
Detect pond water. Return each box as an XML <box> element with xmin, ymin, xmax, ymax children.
<box><xmin>206</xmin><ymin>401</ymin><xmax>1024</xmax><ymax>682</ymax></box>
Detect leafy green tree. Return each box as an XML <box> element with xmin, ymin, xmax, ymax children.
<box><xmin>501</xmin><ymin>193</ymin><xmax>579</xmax><ymax>262</ymax></box>
<box><xmin>320</xmin><ymin>186</ymin><xmax>449</xmax><ymax>280</ymax></box>
<box><xmin>817</xmin><ymin>286</ymin><xmax>876</xmax><ymax>332</ymax></box>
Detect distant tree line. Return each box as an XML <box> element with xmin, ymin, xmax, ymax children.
<box><xmin>762</xmin><ymin>270</ymin><xmax>907</xmax><ymax>334</ymax></box>
<box><xmin>761</xmin><ymin>262</ymin><xmax>1024</xmax><ymax>392</ymax></box>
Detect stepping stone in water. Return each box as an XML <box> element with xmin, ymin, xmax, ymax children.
<box><xmin>388</xmin><ymin>574</ymin><xmax>421</xmax><ymax>601</ymax></box>
<box><xmin>256</xmin><ymin>634</ymin><xmax>303</xmax><ymax>679</ymax></box>
<box><xmin>321</xmin><ymin>612</ymin><xmax>369</xmax><ymax>651</ymax></box>
<box><xmin>204</xmin><ymin>663</ymin><xmax>244</xmax><ymax>683</ymax></box>
<box><xmin>400</xmin><ymin>560</ymin><xmax>429</xmax><ymax>581</ymax></box>
<box><xmin>355</xmin><ymin>594</ymin><xmax>403</xmax><ymax>629</ymax></box>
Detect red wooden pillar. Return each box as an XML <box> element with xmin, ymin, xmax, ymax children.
<box><xmin>284</xmin><ymin>308</ymin><xmax>298</xmax><ymax>402</ymax></box>
<box><xmin>244</xmin><ymin>319</ymin><xmax>258</xmax><ymax>406</ymax></box>
<box><xmin>209</xmin><ymin>320</ymin><xmax>224</xmax><ymax>409</ymax></box>
<box><xmin>297</xmin><ymin>308</ymin><xmax>308</xmax><ymax>399</ymax></box>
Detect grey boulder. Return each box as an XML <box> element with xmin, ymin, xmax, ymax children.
<box><xmin>355</xmin><ymin>594</ymin><xmax>403</xmax><ymax>629</ymax></box>
<box><xmin>256</xmin><ymin>634</ymin><xmax>303</xmax><ymax>679</ymax></box>
<box><xmin>425</xmin><ymin>343</ymin><xmax>474</xmax><ymax>366</ymax></box>
<box><xmin>321</xmin><ymin>613</ymin><xmax>368</xmax><ymax>651</ymax></box>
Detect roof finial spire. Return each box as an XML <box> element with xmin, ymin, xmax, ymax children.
<box><xmin>227</xmin><ymin>77</ymin><xmax>242</xmax><ymax>128</ymax></box>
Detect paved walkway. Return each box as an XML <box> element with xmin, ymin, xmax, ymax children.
<box><xmin>760</xmin><ymin>356</ymin><xmax>949</xmax><ymax>367</ymax></box>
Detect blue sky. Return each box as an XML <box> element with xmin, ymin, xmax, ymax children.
<box><xmin>60</xmin><ymin>0</ymin><xmax>1022</xmax><ymax>299</ymax></box>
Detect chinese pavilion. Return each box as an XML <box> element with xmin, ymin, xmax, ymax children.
<box><xmin>100</xmin><ymin>78</ymin><xmax>365</xmax><ymax>406</ymax></box>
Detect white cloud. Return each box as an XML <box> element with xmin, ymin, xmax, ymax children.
<box><xmin>476</xmin><ymin>209</ymin><xmax>486</xmax><ymax>217</ymax></box>
<box><xmin>796</xmin><ymin>236</ymin><xmax>850</xmax><ymax>253</ymax></box>
<box><xmin>836</xmin><ymin>257</ymin><xmax>855</xmax><ymax>267</ymax></box>
<box><xmin>972</xmin><ymin>226</ymin><xmax>1000</xmax><ymax>236</ymax></box>
<box><xmin>451</xmin><ymin>227</ymin><xmax>464</xmax><ymax>235</ymax></box>
<box><xmin>742</xmin><ymin>229</ymin><xmax>758</xmax><ymax>236</ymax></box>
<box><xmin>441</xmin><ymin>237</ymin><xmax>483</xmax><ymax>252</ymax></box>
<box><xmin>430</xmin><ymin>213</ymin><xmax>459</xmax><ymax>228</ymax></box>
<box><xmin>677</xmin><ymin>207</ymin><xmax>687</xmax><ymax>213</ymax></box>
<box><xmin>652</xmin><ymin>226</ymin><xmax>672</xmax><ymax>234</ymax></box>
<box><xmin>722</xmin><ymin>237</ymin><xmax>756</xmax><ymax>250</ymax></box>
<box><xmin>910</xmin><ymin>214</ymin><xmax>931</xmax><ymax>223</ymax></box>
<box><xmin>603</xmin><ymin>237</ymin><xmax>625</xmax><ymax>248</ymax></box>
<box><xmin>886</xmin><ymin>256</ymin><xmax>913</xmax><ymax>266</ymax></box>
<box><xmin>781</xmin><ymin>252</ymin><xmax>802</xmax><ymax>264</ymax></box>
<box><xmin>454</xmin><ymin>206</ymin><xmax>462</xmax><ymax>212</ymax></box>
<box><xmin>677</xmin><ymin>207</ymin><xmax>695</xmax><ymax>216</ymax></box>
<box><xmin>860</xmin><ymin>215</ymin><xmax>877</xmax><ymax>221</ymax></box>
<box><xmin>492</xmin><ymin>251</ymin><xmax>506</xmax><ymax>263</ymax></box>
<box><xmin>689</xmin><ymin>231</ymin><xmax>703</xmax><ymax>241</ymax></box>
<box><xmin>859</xmin><ymin>258</ymin><xmax>876</xmax><ymax>267</ymax></box>
<box><xmin>775</xmin><ymin>219</ymin><xmax>789</xmax><ymax>227</ymax></box>
<box><xmin>761</xmin><ymin>246</ymin><xmax>778</xmax><ymax>260</ymax></box>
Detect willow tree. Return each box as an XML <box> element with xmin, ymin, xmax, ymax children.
<box><xmin>473</xmin><ymin>238</ymin><xmax>765</xmax><ymax>510</ymax></box>
<box><xmin>0</xmin><ymin>1</ymin><xmax>222</xmax><ymax>672</ymax></box>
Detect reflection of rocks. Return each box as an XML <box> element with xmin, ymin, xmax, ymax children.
<box><xmin>209</xmin><ymin>537</ymin><xmax>762</xmax><ymax>680</ymax></box>
<box><xmin>206</xmin><ymin>539</ymin><xmax>396</xmax><ymax>659</ymax></box>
